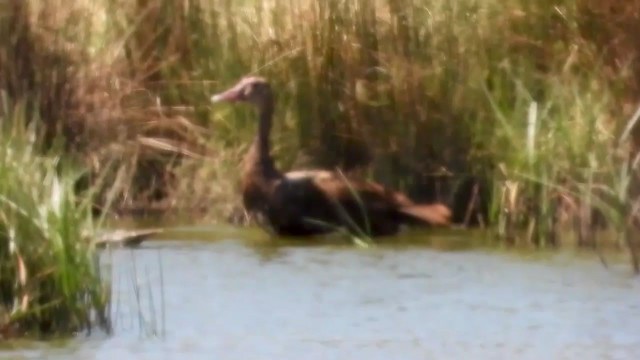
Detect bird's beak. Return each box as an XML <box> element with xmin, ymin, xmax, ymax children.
<box><xmin>210</xmin><ymin>84</ymin><xmax>244</xmax><ymax>103</ymax></box>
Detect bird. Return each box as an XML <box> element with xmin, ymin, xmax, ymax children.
<box><xmin>210</xmin><ymin>76</ymin><xmax>451</xmax><ymax>237</ymax></box>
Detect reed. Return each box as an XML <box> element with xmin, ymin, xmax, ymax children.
<box><xmin>157</xmin><ymin>2</ymin><xmax>636</xmax><ymax>224</ymax></box>
<box><xmin>143</xmin><ymin>0</ymin><xmax>640</xmax><ymax>270</ymax></box>
<box><xmin>0</xmin><ymin>0</ymin><xmax>208</xmax><ymax>216</ymax></box>
<box><xmin>0</xmin><ymin>97</ymin><xmax>109</xmax><ymax>337</ymax></box>
<box><xmin>2</xmin><ymin>0</ymin><xmax>640</xmax><ymax>268</ymax></box>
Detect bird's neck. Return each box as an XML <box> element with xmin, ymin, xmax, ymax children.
<box><xmin>256</xmin><ymin>99</ymin><xmax>273</xmax><ymax>160</ymax></box>
<box><xmin>243</xmin><ymin>99</ymin><xmax>279</xmax><ymax>180</ymax></box>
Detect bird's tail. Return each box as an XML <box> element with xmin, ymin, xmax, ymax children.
<box><xmin>398</xmin><ymin>203</ymin><xmax>452</xmax><ymax>226</ymax></box>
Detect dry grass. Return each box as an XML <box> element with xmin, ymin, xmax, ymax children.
<box><xmin>2</xmin><ymin>0</ymin><xmax>640</xmax><ymax>269</ymax></box>
<box><xmin>0</xmin><ymin>0</ymin><xmax>210</xmax><ymax>214</ymax></box>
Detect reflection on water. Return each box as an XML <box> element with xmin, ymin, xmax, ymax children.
<box><xmin>2</xmin><ymin>227</ymin><xmax>640</xmax><ymax>359</ymax></box>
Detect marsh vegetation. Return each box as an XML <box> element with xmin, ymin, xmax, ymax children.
<box><xmin>1</xmin><ymin>0</ymin><xmax>640</xmax><ymax>337</ymax></box>
<box><xmin>0</xmin><ymin>98</ymin><xmax>109</xmax><ymax>338</ymax></box>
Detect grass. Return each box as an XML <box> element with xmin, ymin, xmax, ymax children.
<box><xmin>0</xmin><ymin>1</ymin><xmax>637</xmax><ymax>341</ymax></box>
<box><xmin>0</xmin><ymin>96</ymin><xmax>109</xmax><ymax>338</ymax></box>
<box><xmin>147</xmin><ymin>0</ymin><xmax>640</xmax><ymax>255</ymax></box>
<box><xmin>0</xmin><ymin>0</ymin><xmax>208</xmax><ymax>216</ymax></box>
<box><xmin>2</xmin><ymin>0</ymin><xmax>640</xmax><ymax>272</ymax></box>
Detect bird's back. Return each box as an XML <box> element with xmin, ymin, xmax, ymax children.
<box><xmin>243</xmin><ymin>168</ymin><xmax>450</xmax><ymax>237</ymax></box>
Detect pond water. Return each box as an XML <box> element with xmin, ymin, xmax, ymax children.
<box><xmin>2</xmin><ymin>226</ymin><xmax>640</xmax><ymax>359</ymax></box>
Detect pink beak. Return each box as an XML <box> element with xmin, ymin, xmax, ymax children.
<box><xmin>210</xmin><ymin>84</ymin><xmax>244</xmax><ymax>103</ymax></box>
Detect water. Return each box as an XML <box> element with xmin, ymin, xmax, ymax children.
<box><xmin>2</xmin><ymin>227</ymin><xmax>640</xmax><ymax>359</ymax></box>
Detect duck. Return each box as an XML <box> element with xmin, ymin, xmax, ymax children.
<box><xmin>210</xmin><ymin>76</ymin><xmax>451</xmax><ymax>237</ymax></box>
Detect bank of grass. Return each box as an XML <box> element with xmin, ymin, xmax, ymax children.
<box><xmin>0</xmin><ymin>98</ymin><xmax>110</xmax><ymax>338</ymax></box>
<box><xmin>0</xmin><ymin>0</ymin><xmax>207</xmax><ymax>216</ymax></box>
<box><xmin>2</xmin><ymin>1</ymin><xmax>640</xmax><ymax>269</ymax></box>
<box><xmin>130</xmin><ymin>1</ymin><xmax>640</xmax><ymax>248</ymax></box>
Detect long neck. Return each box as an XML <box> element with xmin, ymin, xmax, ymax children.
<box><xmin>244</xmin><ymin>97</ymin><xmax>280</xmax><ymax>180</ymax></box>
<box><xmin>256</xmin><ymin>98</ymin><xmax>273</xmax><ymax>160</ymax></box>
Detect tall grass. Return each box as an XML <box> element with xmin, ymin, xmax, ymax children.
<box><xmin>128</xmin><ymin>0</ymin><xmax>640</xmax><ymax>270</ymax></box>
<box><xmin>137</xmin><ymin>0</ymin><xmax>639</xmax><ymax>231</ymax></box>
<box><xmin>0</xmin><ymin>97</ymin><xmax>109</xmax><ymax>337</ymax></box>
<box><xmin>2</xmin><ymin>0</ymin><xmax>640</xmax><ymax>267</ymax></box>
<box><xmin>0</xmin><ymin>0</ymin><xmax>207</xmax><ymax>216</ymax></box>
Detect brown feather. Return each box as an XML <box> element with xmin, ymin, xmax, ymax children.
<box><xmin>398</xmin><ymin>204</ymin><xmax>452</xmax><ymax>226</ymax></box>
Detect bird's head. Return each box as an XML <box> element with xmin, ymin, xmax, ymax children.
<box><xmin>210</xmin><ymin>76</ymin><xmax>273</xmax><ymax>107</ymax></box>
